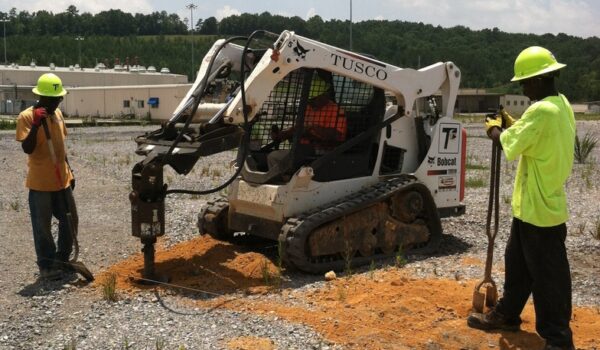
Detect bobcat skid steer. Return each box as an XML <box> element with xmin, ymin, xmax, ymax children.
<box><xmin>130</xmin><ymin>30</ymin><xmax>466</xmax><ymax>277</ymax></box>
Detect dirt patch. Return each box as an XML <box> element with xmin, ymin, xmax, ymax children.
<box><xmin>226</xmin><ymin>336</ymin><xmax>276</xmax><ymax>350</ymax></box>
<box><xmin>95</xmin><ymin>236</ymin><xmax>280</xmax><ymax>295</ymax></box>
<box><xmin>98</xmin><ymin>236</ymin><xmax>600</xmax><ymax>349</ymax></box>
<box><xmin>461</xmin><ymin>256</ymin><xmax>483</xmax><ymax>266</ymax></box>
<box><xmin>216</xmin><ymin>272</ymin><xmax>600</xmax><ymax>349</ymax></box>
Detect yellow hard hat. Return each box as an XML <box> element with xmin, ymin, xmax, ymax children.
<box><xmin>511</xmin><ymin>46</ymin><xmax>566</xmax><ymax>82</ymax></box>
<box><xmin>32</xmin><ymin>73</ymin><xmax>67</xmax><ymax>97</ymax></box>
<box><xmin>309</xmin><ymin>75</ymin><xmax>330</xmax><ymax>99</ymax></box>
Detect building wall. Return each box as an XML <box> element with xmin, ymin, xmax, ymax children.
<box><xmin>62</xmin><ymin>85</ymin><xmax>192</xmax><ymax>120</ymax></box>
<box><xmin>500</xmin><ymin>94</ymin><xmax>531</xmax><ymax>115</ymax></box>
<box><xmin>0</xmin><ymin>67</ymin><xmax>187</xmax><ymax>87</ymax></box>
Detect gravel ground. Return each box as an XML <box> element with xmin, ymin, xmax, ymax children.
<box><xmin>0</xmin><ymin>120</ymin><xmax>598</xmax><ymax>349</ymax></box>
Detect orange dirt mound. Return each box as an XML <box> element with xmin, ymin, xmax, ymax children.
<box><xmin>98</xmin><ymin>236</ymin><xmax>600</xmax><ymax>349</ymax></box>
<box><xmin>95</xmin><ymin>236</ymin><xmax>279</xmax><ymax>294</ymax></box>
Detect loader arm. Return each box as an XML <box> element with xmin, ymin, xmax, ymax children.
<box><xmin>129</xmin><ymin>30</ymin><xmax>463</xmax><ymax>279</ymax></box>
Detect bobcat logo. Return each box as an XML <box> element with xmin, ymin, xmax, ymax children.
<box><xmin>288</xmin><ymin>40</ymin><xmax>310</xmax><ymax>61</ymax></box>
<box><xmin>427</xmin><ymin>156</ymin><xmax>435</xmax><ymax>164</ymax></box>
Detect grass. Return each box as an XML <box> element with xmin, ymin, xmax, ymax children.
<box><xmin>574</xmin><ymin>113</ymin><xmax>600</xmax><ymax>121</ymax></box>
<box><xmin>102</xmin><ymin>273</ymin><xmax>118</xmax><ymax>302</ymax></box>
<box><xmin>155</xmin><ymin>338</ymin><xmax>166</xmax><ymax>350</ymax></box>
<box><xmin>369</xmin><ymin>260</ymin><xmax>376</xmax><ymax>279</ymax></box>
<box><xmin>343</xmin><ymin>239</ymin><xmax>354</xmax><ymax>277</ymax></box>
<box><xmin>590</xmin><ymin>217</ymin><xmax>600</xmax><ymax>241</ymax></box>
<box><xmin>0</xmin><ymin>119</ymin><xmax>16</xmax><ymax>130</ymax></box>
<box><xmin>261</xmin><ymin>256</ymin><xmax>282</xmax><ymax>289</ymax></box>
<box><xmin>395</xmin><ymin>245</ymin><xmax>407</xmax><ymax>268</ymax></box>
<box><xmin>9</xmin><ymin>200</ymin><xmax>20</xmax><ymax>211</ymax></box>
<box><xmin>575</xmin><ymin>222</ymin><xmax>586</xmax><ymax>236</ymax></box>
<box><xmin>63</xmin><ymin>339</ymin><xmax>77</xmax><ymax>350</ymax></box>
<box><xmin>466</xmin><ymin>177</ymin><xmax>486</xmax><ymax>188</ymax></box>
<box><xmin>574</xmin><ymin>132</ymin><xmax>598</xmax><ymax>164</ymax></box>
<box><xmin>466</xmin><ymin>162</ymin><xmax>488</xmax><ymax>170</ymax></box>
<box><xmin>580</xmin><ymin>162</ymin><xmax>596</xmax><ymax>190</ymax></box>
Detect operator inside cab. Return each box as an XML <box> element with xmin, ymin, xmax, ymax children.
<box><xmin>267</xmin><ymin>70</ymin><xmax>347</xmax><ymax>170</ymax></box>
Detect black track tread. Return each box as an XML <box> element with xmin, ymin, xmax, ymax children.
<box><xmin>197</xmin><ymin>197</ymin><xmax>231</xmax><ymax>239</ymax></box>
<box><xmin>280</xmin><ymin>175</ymin><xmax>443</xmax><ymax>274</ymax></box>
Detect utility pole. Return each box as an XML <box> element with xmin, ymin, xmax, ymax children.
<box><xmin>186</xmin><ymin>3</ymin><xmax>197</xmax><ymax>81</ymax></box>
<box><xmin>75</xmin><ymin>36</ymin><xmax>84</xmax><ymax>68</ymax></box>
<box><xmin>349</xmin><ymin>0</ymin><xmax>353</xmax><ymax>51</ymax></box>
<box><xmin>0</xmin><ymin>18</ymin><xmax>9</xmax><ymax>65</ymax></box>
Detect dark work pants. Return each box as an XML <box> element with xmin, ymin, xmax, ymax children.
<box><xmin>496</xmin><ymin>218</ymin><xmax>573</xmax><ymax>347</ymax></box>
<box><xmin>28</xmin><ymin>188</ymin><xmax>78</xmax><ymax>270</ymax></box>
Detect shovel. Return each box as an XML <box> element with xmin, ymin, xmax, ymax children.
<box><xmin>472</xmin><ymin>139</ymin><xmax>501</xmax><ymax>312</ymax></box>
<box><xmin>41</xmin><ymin>116</ymin><xmax>94</xmax><ymax>282</ymax></box>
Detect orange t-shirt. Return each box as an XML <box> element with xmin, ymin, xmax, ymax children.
<box><xmin>16</xmin><ymin>107</ymin><xmax>73</xmax><ymax>191</ymax></box>
<box><xmin>302</xmin><ymin>100</ymin><xmax>347</xmax><ymax>148</ymax></box>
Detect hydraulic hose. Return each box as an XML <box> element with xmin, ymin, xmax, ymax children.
<box><xmin>164</xmin><ymin>30</ymin><xmax>277</xmax><ymax>196</ymax></box>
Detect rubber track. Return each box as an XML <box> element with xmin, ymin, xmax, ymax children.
<box><xmin>279</xmin><ymin>175</ymin><xmax>443</xmax><ymax>273</ymax></box>
<box><xmin>197</xmin><ymin>197</ymin><xmax>230</xmax><ymax>238</ymax></box>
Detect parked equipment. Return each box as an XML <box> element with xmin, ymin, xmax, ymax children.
<box><xmin>129</xmin><ymin>30</ymin><xmax>467</xmax><ymax>279</ymax></box>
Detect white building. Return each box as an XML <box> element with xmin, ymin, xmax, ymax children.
<box><xmin>0</xmin><ymin>63</ymin><xmax>188</xmax><ymax>119</ymax></box>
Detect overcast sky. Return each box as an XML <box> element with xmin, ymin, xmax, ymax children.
<box><xmin>1</xmin><ymin>0</ymin><xmax>598</xmax><ymax>38</ymax></box>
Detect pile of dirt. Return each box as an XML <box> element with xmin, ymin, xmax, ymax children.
<box><xmin>96</xmin><ymin>236</ymin><xmax>280</xmax><ymax>295</ymax></box>
<box><xmin>97</xmin><ymin>236</ymin><xmax>600</xmax><ymax>349</ymax></box>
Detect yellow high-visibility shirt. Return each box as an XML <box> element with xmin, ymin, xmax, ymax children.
<box><xmin>16</xmin><ymin>107</ymin><xmax>73</xmax><ymax>191</ymax></box>
<box><xmin>500</xmin><ymin>94</ymin><xmax>575</xmax><ymax>227</ymax></box>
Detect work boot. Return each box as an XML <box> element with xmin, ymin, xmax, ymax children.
<box><xmin>39</xmin><ymin>268</ymin><xmax>62</xmax><ymax>281</ymax></box>
<box><xmin>467</xmin><ymin>309</ymin><xmax>521</xmax><ymax>332</ymax></box>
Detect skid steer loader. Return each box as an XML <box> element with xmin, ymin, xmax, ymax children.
<box><xmin>129</xmin><ymin>30</ymin><xmax>466</xmax><ymax>277</ymax></box>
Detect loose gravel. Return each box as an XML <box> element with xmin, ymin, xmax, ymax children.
<box><xmin>0</xmin><ymin>120</ymin><xmax>598</xmax><ymax>349</ymax></box>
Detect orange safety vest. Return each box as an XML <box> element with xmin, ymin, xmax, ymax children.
<box><xmin>301</xmin><ymin>100</ymin><xmax>347</xmax><ymax>147</ymax></box>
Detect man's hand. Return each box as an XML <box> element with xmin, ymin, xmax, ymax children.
<box><xmin>32</xmin><ymin>107</ymin><xmax>48</xmax><ymax>127</ymax></box>
<box><xmin>70</xmin><ymin>179</ymin><xmax>76</xmax><ymax>191</ymax></box>
<box><xmin>485</xmin><ymin>114</ymin><xmax>503</xmax><ymax>138</ymax></box>
<box><xmin>499</xmin><ymin>108</ymin><xmax>515</xmax><ymax>128</ymax></box>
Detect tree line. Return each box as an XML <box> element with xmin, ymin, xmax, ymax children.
<box><xmin>2</xmin><ymin>7</ymin><xmax>599</xmax><ymax>101</ymax></box>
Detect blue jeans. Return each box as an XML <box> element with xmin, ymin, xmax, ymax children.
<box><xmin>28</xmin><ymin>188</ymin><xmax>78</xmax><ymax>270</ymax></box>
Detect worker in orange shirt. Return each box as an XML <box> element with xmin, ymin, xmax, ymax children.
<box><xmin>268</xmin><ymin>70</ymin><xmax>346</xmax><ymax>169</ymax></box>
<box><xmin>16</xmin><ymin>73</ymin><xmax>77</xmax><ymax>281</ymax></box>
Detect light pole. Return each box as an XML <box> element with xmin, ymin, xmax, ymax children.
<box><xmin>349</xmin><ymin>0</ymin><xmax>353</xmax><ymax>51</ymax></box>
<box><xmin>75</xmin><ymin>36</ymin><xmax>84</xmax><ymax>67</ymax></box>
<box><xmin>0</xmin><ymin>18</ymin><xmax>9</xmax><ymax>65</ymax></box>
<box><xmin>186</xmin><ymin>3</ymin><xmax>197</xmax><ymax>81</ymax></box>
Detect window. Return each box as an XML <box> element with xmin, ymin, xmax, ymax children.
<box><xmin>506</xmin><ymin>100</ymin><xmax>510</xmax><ymax>106</ymax></box>
<box><xmin>520</xmin><ymin>100</ymin><xmax>524</xmax><ymax>106</ymax></box>
<box><xmin>123</xmin><ymin>100</ymin><xmax>130</xmax><ymax>108</ymax></box>
<box><xmin>137</xmin><ymin>100</ymin><xmax>144</xmax><ymax>108</ymax></box>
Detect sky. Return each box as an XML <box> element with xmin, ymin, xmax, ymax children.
<box><xmin>0</xmin><ymin>0</ymin><xmax>598</xmax><ymax>39</ymax></box>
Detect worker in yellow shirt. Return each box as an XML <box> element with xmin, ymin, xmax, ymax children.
<box><xmin>16</xmin><ymin>73</ymin><xmax>77</xmax><ymax>281</ymax></box>
<box><xmin>468</xmin><ymin>47</ymin><xmax>575</xmax><ymax>350</ymax></box>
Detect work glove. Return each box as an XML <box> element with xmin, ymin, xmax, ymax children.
<box><xmin>498</xmin><ymin>108</ymin><xmax>515</xmax><ymax>128</ymax></box>
<box><xmin>32</xmin><ymin>107</ymin><xmax>48</xmax><ymax>127</ymax></box>
<box><xmin>485</xmin><ymin>114</ymin><xmax>503</xmax><ymax>136</ymax></box>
